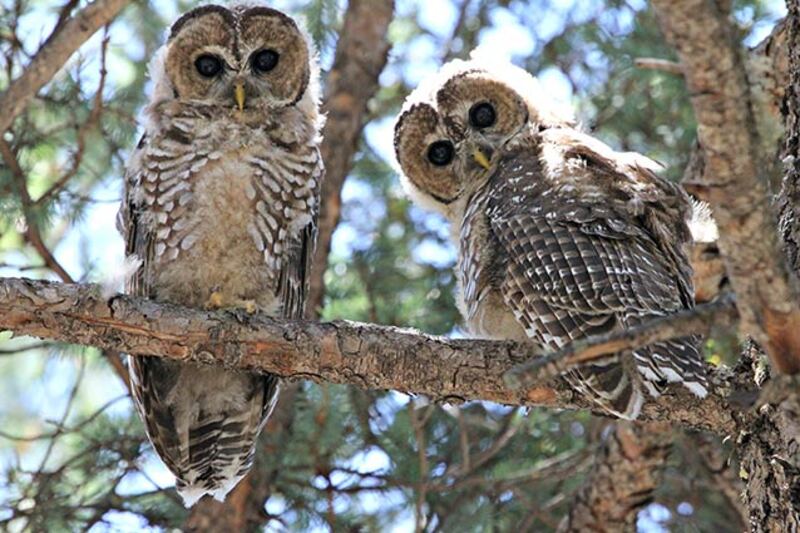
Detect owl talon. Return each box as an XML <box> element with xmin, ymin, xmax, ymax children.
<box><xmin>236</xmin><ymin>299</ymin><xmax>258</xmax><ymax>314</ymax></box>
<box><xmin>205</xmin><ymin>291</ymin><xmax>224</xmax><ymax>310</ymax></box>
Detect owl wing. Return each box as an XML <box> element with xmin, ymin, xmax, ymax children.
<box><xmin>486</xmin><ymin>148</ymin><xmax>707</xmax><ymax>419</ymax></box>
<box><xmin>275</xmin><ymin>156</ymin><xmax>323</xmax><ymax>321</ymax></box>
<box><xmin>118</xmin><ymin>134</ymin><xmax>187</xmax><ymax>476</ymax></box>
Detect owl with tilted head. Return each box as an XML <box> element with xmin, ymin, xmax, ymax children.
<box><xmin>118</xmin><ymin>3</ymin><xmax>323</xmax><ymax>506</ymax></box>
<box><xmin>394</xmin><ymin>55</ymin><xmax>708</xmax><ymax>419</ymax></box>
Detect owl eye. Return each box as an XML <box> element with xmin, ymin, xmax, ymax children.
<box><xmin>195</xmin><ymin>54</ymin><xmax>223</xmax><ymax>77</ymax></box>
<box><xmin>252</xmin><ymin>49</ymin><xmax>280</xmax><ymax>73</ymax></box>
<box><xmin>469</xmin><ymin>102</ymin><xmax>497</xmax><ymax>129</ymax></box>
<box><xmin>427</xmin><ymin>140</ymin><xmax>455</xmax><ymax>166</ymax></box>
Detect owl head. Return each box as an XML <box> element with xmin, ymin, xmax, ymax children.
<box><xmin>394</xmin><ymin>56</ymin><xmax>574</xmax><ymax>219</ymax></box>
<box><xmin>148</xmin><ymin>3</ymin><xmax>319</xmax><ymax>120</ymax></box>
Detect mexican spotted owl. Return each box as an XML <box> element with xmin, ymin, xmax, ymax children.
<box><xmin>394</xmin><ymin>57</ymin><xmax>707</xmax><ymax>419</ymax></box>
<box><xmin>118</xmin><ymin>4</ymin><xmax>323</xmax><ymax>505</ymax></box>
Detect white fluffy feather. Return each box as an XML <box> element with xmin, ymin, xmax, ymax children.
<box><xmin>688</xmin><ymin>198</ymin><xmax>719</xmax><ymax>243</ymax></box>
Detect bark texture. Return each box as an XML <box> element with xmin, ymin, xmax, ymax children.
<box><xmin>308</xmin><ymin>0</ymin><xmax>394</xmax><ymax>316</ymax></box>
<box><xmin>743</xmin><ymin>1</ymin><xmax>800</xmax><ymax>528</ymax></box>
<box><xmin>0</xmin><ymin>0</ymin><xmax>132</xmax><ymax>134</ymax></box>
<box><xmin>558</xmin><ymin>423</ymin><xmax>672</xmax><ymax>533</ymax></box>
<box><xmin>0</xmin><ymin>277</ymin><xmax>739</xmax><ymax>434</ymax></box>
<box><xmin>738</xmin><ymin>370</ymin><xmax>800</xmax><ymax>532</ymax></box>
<box><xmin>653</xmin><ymin>0</ymin><xmax>800</xmax><ymax>374</ymax></box>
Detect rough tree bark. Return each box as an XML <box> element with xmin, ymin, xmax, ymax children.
<box><xmin>737</xmin><ymin>0</ymin><xmax>800</xmax><ymax>529</ymax></box>
<box><xmin>650</xmin><ymin>1</ymin><xmax>800</xmax><ymax>530</ymax></box>
<box><xmin>558</xmin><ymin>423</ymin><xmax>672</xmax><ymax>532</ymax></box>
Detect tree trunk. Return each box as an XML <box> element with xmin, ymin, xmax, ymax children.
<box><xmin>558</xmin><ymin>422</ymin><xmax>672</xmax><ymax>532</ymax></box>
<box><xmin>744</xmin><ymin>2</ymin><xmax>800</xmax><ymax>529</ymax></box>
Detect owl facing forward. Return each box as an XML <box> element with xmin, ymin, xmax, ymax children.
<box><xmin>118</xmin><ymin>4</ymin><xmax>322</xmax><ymax>506</ymax></box>
<box><xmin>394</xmin><ymin>58</ymin><xmax>707</xmax><ymax>419</ymax></box>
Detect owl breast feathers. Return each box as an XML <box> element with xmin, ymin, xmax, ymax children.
<box><xmin>119</xmin><ymin>4</ymin><xmax>323</xmax><ymax>506</ymax></box>
<box><xmin>394</xmin><ymin>56</ymin><xmax>708</xmax><ymax>419</ymax></box>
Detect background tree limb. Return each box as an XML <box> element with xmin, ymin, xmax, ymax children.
<box><xmin>0</xmin><ymin>0</ymin><xmax>132</xmax><ymax>134</ymax></box>
<box><xmin>308</xmin><ymin>0</ymin><xmax>394</xmax><ymax>316</ymax></box>
<box><xmin>557</xmin><ymin>422</ymin><xmax>673</xmax><ymax>532</ymax></box>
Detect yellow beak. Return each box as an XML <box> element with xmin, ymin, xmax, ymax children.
<box><xmin>234</xmin><ymin>83</ymin><xmax>246</xmax><ymax>111</ymax></box>
<box><xmin>472</xmin><ymin>148</ymin><xmax>491</xmax><ymax>170</ymax></box>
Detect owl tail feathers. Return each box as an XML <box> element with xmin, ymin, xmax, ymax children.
<box><xmin>175</xmin><ymin>482</ymin><xmax>208</xmax><ymax>508</ymax></box>
<box><xmin>566</xmin><ymin>363</ymin><xmax>645</xmax><ymax>421</ymax></box>
<box><xmin>175</xmin><ymin>476</ymin><xmax>244</xmax><ymax>509</ymax></box>
<box><xmin>175</xmin><ymin>472</ymin><xmax>246</xmax><ymax>507</ymax></box>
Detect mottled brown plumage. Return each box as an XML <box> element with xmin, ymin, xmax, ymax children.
<box><xmin>118</xmin><ymin>4</ymin><xmax>323</xmax><ymax>505</ymax></box>
<box><xmin>394</xmin><ymin>57</ymin><xmax>707</xmax><ymax>419</ymax></box>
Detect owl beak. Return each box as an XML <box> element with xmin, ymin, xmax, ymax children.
<box><xmin>472</xmin><ymin>148</ymin><xmax>492</xmax><ymax>170</ymax></box>
<box><xmin>234</xmin><ymin>83</ymin><xmax>246</xmax><ymax>111</ymax></box>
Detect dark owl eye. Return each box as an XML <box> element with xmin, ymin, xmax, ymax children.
<box><xmin>195</xmin><ymin>54</ymin><xmax>223</xmax><ymax>77</ymax></box>
<box><xmin>427</xmin><ymin>140</ymin><xmax>455</xmax><ymax>166</ymax></box>
<box><xmin>252</xmin><ymin>49</ymin><xmax>280</xmax><ymax>73</ymax></box>
<box><xmin>469</xmin><ymin>102</ymin><xmax>496</xmax><ymax>129</ymax></box>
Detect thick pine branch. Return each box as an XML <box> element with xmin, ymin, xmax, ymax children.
<box><xmin>0</xmin><ymin>277</ymin><xmax>739</xmax><ymax>434</ymax></box>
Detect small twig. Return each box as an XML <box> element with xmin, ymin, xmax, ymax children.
<box><xmin>0</xmin><ymin>394</ymin><xmax>126</xmax><ymax>442</ymax></box>
<box><xmin>35</xmin><ymin>28</ymin><xmax>111</xmax><ymax>206</ymax></box>
<box><xmin>455</xmin><ymin>409</ymin><xmax>471</xmax><ymax>474</ymax></box>
<box><xmin>633</xmin><ymin>57</ymin><xmax>684</xmax><ymax>75</ymax></box>
<box><xmin>440</xmin><ymin>0</ymin><xmax>472</xmax><ymax>63</ymax></box>
<box><xmin>409</xmin><ymin>402</ymin><xmax>431</xmax><ymax>533</ymax></box>
<box><xmin>0</xmin><ymin>342</ymin><xmax>52</xmax><ymax>355</ymax></box>
<box><xmin>505</xmin><ymin>295</ymin><xmax>739</xmax><ymax>390</ymax></box>
<box><xmin>0</xmin><ymin>137</ymin><xmax>75</xmax><ymax>283</ymax></box>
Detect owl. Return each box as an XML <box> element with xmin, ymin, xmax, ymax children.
<box><xmin>394</xmin><ymin>57</ymin><xmax>708</xmax><ymax>419</ymax></box>
<box><xmin>118</xmin><ymin>4</ymin><xmax>322</xmax><ymax>506</ymax></box>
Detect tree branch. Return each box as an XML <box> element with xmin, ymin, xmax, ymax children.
<box><xmin>0</xmin><ymin>277</ymin><xmax>741</xmax><ymax>434</ymax></box>
<box><xmin>506</xmin><ymin>295</ymin><xmax>739</xmax><ymax>388</ymax></box>
<box><xmin>633</xmin><ymin>57</ymin><xmax>683</xmax><ymax>75</ymax></box>
<box><xmin>652</xmin><ymin>0</ymin><xmax>800</xmax><ymax>374</ymax></box>
<box><xmin>0</xmin><ymin>0</ymin><xmax>131</xmax><ymax>134</ymax></box>
<box><xmin>308</xmin><ymin>0</ymin><xmax>394</xmax><ymax>315</ymax></box>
